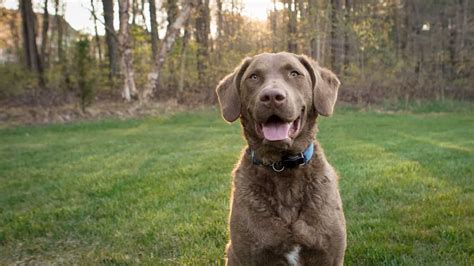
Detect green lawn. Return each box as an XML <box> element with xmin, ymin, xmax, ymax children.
<box><xmin>0</xmin><ymin>106</ymin><xmax>473</xmax><ymax>264</ymax></box>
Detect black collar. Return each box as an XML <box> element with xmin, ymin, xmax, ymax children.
<box><xmin>250</xmin><ymin>143</ymin><xmax>315</xmax><ymax>172</ymax></box>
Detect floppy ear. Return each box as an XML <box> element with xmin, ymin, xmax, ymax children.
<box><xmin>216</xmin><ymin>57</ymin><xmax>252</xmax><ymax>122</ymax></box>
<box><xmin>297</xmin><ymin>55</ymin><xmax>341</xmax><ymax>117</ymax></box>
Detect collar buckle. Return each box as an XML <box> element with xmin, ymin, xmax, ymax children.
<box><xmin>271</xmin><ymin>162</ymin><xmax>285</xmax><ymax>172</ymax></box>
<box><xmin>250</xmin><ymin>143</ymin><xmax>315</xmax><ymax>173</ymax></box>
<box><xmin>280</xmin><ymin>153</ymin><xmax>305</xmax><ymax>169</ymax></box>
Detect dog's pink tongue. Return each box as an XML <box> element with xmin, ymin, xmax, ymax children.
<box><xmin>262</xmin><ymin>122</ymin><xmax>291</xmax><ymax>141</ymax></box>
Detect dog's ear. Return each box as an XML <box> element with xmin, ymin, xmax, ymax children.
<box><xmin>216</xmin><ymin>57</ymin><xmax>252</xmax><ymax>122</ymax></box>
<box><xmin>297</xmin><ymin>55</ymin><xmax>340</xmax><ymax>117</ymax></box>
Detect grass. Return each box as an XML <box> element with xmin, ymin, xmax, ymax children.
<box><xmin>0</xmin><ymin>105</ymin><xmax>473</xmax><ymax>264</ymax></box>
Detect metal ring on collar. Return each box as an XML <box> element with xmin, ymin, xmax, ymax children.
<box><xmin>299</xmin><ymin>152</ymin><xmax>306</xmax><ymax>166</ymax></box>
<box><xmin>272</xmin><ymin>162</ymin><xmax>285</xmax><ymax>172</ymax></box>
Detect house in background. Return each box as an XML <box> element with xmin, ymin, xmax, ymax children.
<box><xmin>0</xmin><ymin>7</ymin><xmax>78</xmax><ymax>64</ymax></box>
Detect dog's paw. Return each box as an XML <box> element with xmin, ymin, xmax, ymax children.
<box><xmin>292</xmin><ymin>220</ymin><xmax>313</xmax><ymax>246</ymax></box>
<box><xmin>292</xmin><ymin>220</ymin><xmax>321</xmax><ymax>248</ymax></box>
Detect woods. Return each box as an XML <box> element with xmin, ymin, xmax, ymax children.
<box><xmin>0</xmin><ymin>0</ymin><xmax>473</xmax><ymax>108</ymax></box>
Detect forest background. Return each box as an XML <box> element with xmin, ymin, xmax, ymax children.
<box><xmin>0</xmin><ymin>0</ymin><xmax>472</xmax><ymax>121</ymax></box>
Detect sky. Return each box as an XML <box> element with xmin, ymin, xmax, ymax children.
<box><xmin>2</xmin><ymin>0</ymin><xmax>274</xmax><ymax>35</ymax></box>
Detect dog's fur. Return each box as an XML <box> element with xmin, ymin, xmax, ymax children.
<box><xmin>216</xmin><ymin>52</ymin><xmax>346</xmax><ymax>265</ymax></box>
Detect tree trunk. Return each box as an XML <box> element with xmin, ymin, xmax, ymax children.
<box><xmin>131</xmin><ymin>0</ymin><xmax>137</xmax><ymax>26</ymax></box>
<box><xmin>164</xmin><ymin>0</ymin><xmax>179</xmax><ymax>92</ymax></box>
<box><xmin>90</xmin><ymin>0</ymin><xmax>103</xmax><ymax>62</ymax></box>
<box><xmin>321</xmin><ymin>5</ymin><xmax>330</xmax><ymax>65</ymax></box>
<box><xmin>195</xmin><ymin>0</ymin><xmax>210</xmax><ymax>94</ymax></box>
<box><xmin>140</xmin><ymin>0</ymin><xmax>148</xmax><ymax>31</ymax></box>
<box><xmin>453</xmin><ymin>0</ymin><xmax>467</xmax><ymax>76</ymax></box>
<box><xmin>178</xmin><ymin>22</ymin><xmax>191</xmax><ymax>93</ymax></box>
<box><xmin>287</xmin><ymin>0</ymin><xmax>297</xmax><ymax>53</ymax></box>
<box><xmin>102</xmin><ymin>0</ymin><xmax>120</xmax><ymax>78</ymax></box>
<box><xmin>330</xmin><ymin>0</ymin><xmax>344</xmax><ymax>75</ymax></box>
<box><xmin>166</xmin><ymin>0</ymin><xmax>178</xmax><ymax>31</ymax></box>
<box><xmin>54</xmin><ymin>0</ymin><xmax>72</xmax><ymax>91</ymax></box>
<box><xmin>343</xmin><ymin>0</ymin><xmax>352</xmax><ymax>74</ymax></box>
<box><xmin>296</xmin><ymin>0</ymin><xmax>308</xmax><ymax>54</ymax></box>
<box><xmin>393</xmin><ymin>1</ymin><xmax>400</xmax><ymax>59</ymax></box>
<box><xmin>41</xmin><ymin>0</ymin><xmax>49</xmax><ymax>68</ymax></box>
<box><xmin>20</xmin><ymin>0</ymin><xmax>45</xmax><ymax>87</ymax></box>
<box><xmin>142</xmin><ymin>1</ymin><xmax>195</xmax><ymax>102</ymax></box>
<box><xmin>308</xmin><ymin>0</ymin><xmax>321</xmax><ymax>60</ymax></box>
<box><xmin>459</xmin><ymin>0</ymin><xmax>468</xmax><ymax>69</ymax></box>
<box><xmin>54</xmin><ymin>0</ymin><xmax>63</xmax><ymax>61</ymax></box>
<box><xmin>149</xmin><ymin>0</ymin><xmax>159</xmax><ymax>60</ymax></box>
<box><xmin>270</xmin><ymin>0</ymin><xmax>278</xmax><ymax>52</ymax></box>
<box><xmin>410</xmin><ymin>0</ymin><xmax>423</xmax><ymax>75</ymax></box>
<box><xmin>216</xmin><ymin>0</ymin><xmax>223</xmax><ymax>39</ymax></box>
<box><xmin>118</xmin><ymin>0</ymin><xmax>138</xmax><ymax>101</ymax></box>
<box><xmin>401</xmin><ymin>0</ymin><xmax>409</xmax><ymax>60</ymax></box>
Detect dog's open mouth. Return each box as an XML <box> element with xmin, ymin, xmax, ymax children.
<box><xmin>256</xmin><ymin>115</ymin><xmax>301</xmax><ymax>141</ymax></box>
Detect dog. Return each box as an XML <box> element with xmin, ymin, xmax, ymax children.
<box><xmin>216</xmin><ymin>52</ymin><xmax>346</xmax><ymax>265</ymax></box>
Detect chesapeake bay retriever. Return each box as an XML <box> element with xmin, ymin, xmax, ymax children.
<box><xmin>216</xmin><ymin>52</ymin><xmax>346</xmax><ymax>265</ymax></box>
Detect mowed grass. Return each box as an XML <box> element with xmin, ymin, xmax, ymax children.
<box><xmin>0</xmin><ymin>105</ymin><xmax>473</xmax><ymax>264</ymax></box>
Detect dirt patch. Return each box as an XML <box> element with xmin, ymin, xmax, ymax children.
<box><xmin>0</xmin><ymin>99</ymin><xmax>195</xmax><ymax>127</ymax></box>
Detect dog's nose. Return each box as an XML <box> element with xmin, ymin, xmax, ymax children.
<box><xmin>259</xmin><ymin>89</ymin><xmax>286</xmax><ymax>107</ymax></box>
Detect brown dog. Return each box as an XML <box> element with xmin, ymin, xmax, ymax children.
<box><xmin>216</xmin><ymin>52</ymin><xmax>346</xmax><ymax>265</ymax></box>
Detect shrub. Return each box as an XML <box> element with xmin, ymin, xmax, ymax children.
<box><xmin>72</xmin><ymin>38</ymin><xmax>96</xmax><ymax>111</ymax></box>
<box><xmin>0</xmin><ymin>63</ymin><xmax>37</xmax><ymax>98</ymax></box>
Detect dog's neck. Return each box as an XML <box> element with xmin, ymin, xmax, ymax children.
<box><xmin>249</xmin><ymin>142</ymin><xmax>315</xmax><ymax>172</ymax></box>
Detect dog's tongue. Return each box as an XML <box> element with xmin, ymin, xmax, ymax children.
<box><xmin>262</xmin><ymin>122</ymin><xmax>291</xmax><ymax>141</ymax></box>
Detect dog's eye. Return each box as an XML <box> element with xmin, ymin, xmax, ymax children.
<box><xmin>289</xmin><ymin>71</ymin><xmax>300</xmax><ymax>78</ymax></box>
<box><xmin>249</xmin><ymin>74</ymin><xmax>259</xmax><ymax>80</ymax></box>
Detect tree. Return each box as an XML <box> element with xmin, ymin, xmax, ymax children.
<box><xmin>343</xmin><ymin>0</ymin><xmax>353</xmax><ymax>73</ymax></box>
<box><xmin>178</xmin><ymin>21</ymin><xmax>191</xmax><ymax>93</ymax></box>
<box><xmin>164</xmin><ymin>0</ymin><xmax>179</xmax><ymax>90</ymax></box>
<box><xmin>90</xmin><ymin>0</ymin><xmax>103</xmax><ymax>62</ymax></box>
<box><xmin>215</xmin><ymin>0</ymin><xmax>223</xmax><ymax>39</ymax></box>
<box><xmin>166</xmin><ymin>0</ymin><xmax>178</xmax><ymax>31</ymax></box>
<box><xmin>195</xmin><ymin>0</ymin><xmax>210</xmax><ymax>92</ymax></box>
<box><xmin>131</xmin><ymin>0</ymin><xmax>137</xmax><ymax>25</ymax></box>
<box><xmin>140</xmin><ymin>0</ymin><xmax>148</xmax><ymax>31</ymax></box>
<box><xmin>40</xmin><ymin>0</ymin><xmax>49</xmax><ymax>67</ymax></box>
<box><xmin>307</xmin><ymin>0</ymin><xmax>323</xmax><ymax>61</ymax></box>
<box><xmin>142</xmin><ymin>0</ymin><xmax>195</xmax><ymax>101</ymax></box>
<box><xmin>149</xmin><ymin>0</ymin><xmax>159</xmax><ymax>60</ymax></box>
<box><xmin>20</xmin><ymin>0</ymin><xmax>45</xmax><ymax>87</ymax></box>
<box><xmin>102</xmin><ymin>0</ymin><xmax>120</xmax><ymax>78</ymax></box>
<box><xmin>330</xmin><ymin>0</ymin><xmax>344</xmax><ymax>75</ymax></box>
<box><xmin>269</xmin><ymin>0</ymin><xmax>280</xmax><ymax>52</ymax></box>
<box><xmin>73</xmin><ymin>38</ymin><xmax>95</xmax><ymax>112</ymax></box>
<box><xmin>54</xmin><ymin>0</ymin><xmax>63</xmax><ymax>61</ymax></box>
<box><xmin>118</xmin><ymin>0</ymin><xmax>138</xmax><ymax>101</ymax></box>
<box><xmin>286</xmin><ymin>0</ymin><xmax>297</xmax><ymax>53</ymax></box>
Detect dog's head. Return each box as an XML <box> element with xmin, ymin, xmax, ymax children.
<box><xmin>216</xmin><ymin>52</ymin><xmax>340</xmax><ymax>158</ymax></box>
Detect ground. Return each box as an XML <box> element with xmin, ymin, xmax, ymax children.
<box><xmin>0</xmin><ymin>104</ymin><xmax>472</xmax><ymax>264</ymax></box>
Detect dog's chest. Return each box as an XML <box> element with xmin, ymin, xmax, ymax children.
<box><xmin>266</xmin><ymin>175</ymin><xmax>307</xmax><ymax>224</ymax></box>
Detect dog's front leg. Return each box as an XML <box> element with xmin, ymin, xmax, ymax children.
<box><xmin>248</xmin><ymin>211</ymin><xmax>292</xmax><ymax>251</ymax></box>
<box><xmin>229</xmin><ymin>191</ymin><xmax>294</xmax><ymax>264</ymax></box>
<box><xmin>291</xmin><ymin>218</ymin><xmax>346</xmax><ymax>266</ymax></box>
<box><xmin>232</xmin><ymin>179</ymin><xmax>295</xmax><ymax>249</ymax></box>
<box><xmin>291</xmin><ymin>219</ymin><xmax>326</xmax><ymax>249</ymax></box>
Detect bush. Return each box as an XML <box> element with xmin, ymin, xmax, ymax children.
<box><xmin>72</xmin><ymin>38</ymin><xmax>97</xmax><ymax>111</ymax></box>
<box><xmin>0</xmin><ymin>63</ymin><xmax>37</xmax><ymax>98</ymax></box>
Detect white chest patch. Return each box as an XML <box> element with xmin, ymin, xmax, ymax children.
<box><xmin>285</xmin><ymin>245</ymin><xmax>301</xmax><ymax>266</ymax></box>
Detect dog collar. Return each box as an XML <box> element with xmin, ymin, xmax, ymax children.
<box><xmin>250</xmin><ymin>143</ymin><xmax>315</xmax><ymax>172</ymax></box>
